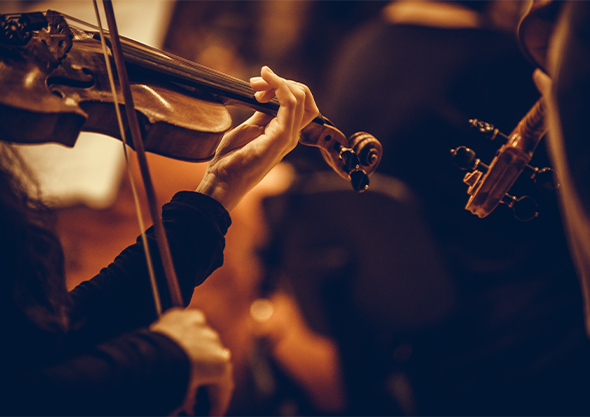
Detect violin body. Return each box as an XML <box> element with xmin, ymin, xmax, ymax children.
<box><xmin>0</xmin><ymin>10</ymin><xmax>381</xmax><ymax>191</ymax></box>
<box><xmin>0</xmin><ymin>11</ymin><xmax>231</xmax><ymax>161</ymax></box>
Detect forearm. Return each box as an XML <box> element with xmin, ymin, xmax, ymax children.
<box><xmin>68</xmin><ymin>191</ymin><xmax>231</xmax><ymax>344</ymax></box>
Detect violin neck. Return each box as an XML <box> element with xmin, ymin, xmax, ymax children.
<box><xmin>109</xmin><ymin>34</ymin><xmax>326</xmax><ymax>127</ymax></box>
<box><xmin>109</xmin><ymin>34</ymin><xmax>280</xmax><ymax>115</ymax></box>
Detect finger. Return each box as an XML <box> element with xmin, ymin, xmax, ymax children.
<box><xmin>251</xmin><ymin>74</ymin><xmax>275</xmax><ymax>103</ymax></box>
<box><xmin>256</xmin><ymin>67</ymin><xmax>318</xmax><ymax>134</ymax></box>
<box><xmin>250</xmin><ymin>76</ymin><xmax>271</xmax><ymax>91</ymax></box>
<box><xmin>287</xmin><ymin>80</ymin><xmax>319</xmax><ymax>127</ymax></box>
<box><xmin>275</xmin><ymin>77</ymin><xmax>314</xmax><ymax>136</ymax></box>
<box><xmin>254</xmin><ymin>89</ymin><xmax>276</xmax><ymax>103</ymax></box>
<box><xmin>260</xmin><ymin>66</ymin><xmax>298</xmax><ymax>134</ymax></box>
<box><xmin>186</xmin><ymin>309</ymin><xmax>207</xmax><ymax>324</ymax></box>
<box><xmin>245</xmin><ymin>112</ymin><xmax>273</xmax><ymax>127</ymax></box>
<box><xmin>284</xmin><ymin>81</ymin><xmax>307</xmax><ymax>135</ymax></box>
<box><xmin>251</xmin><ymin>75</ymin><xmax>275</xmax><ymax>103</ymax></box>
<box><xmin>253</xmin><ymin>67</ymin><xmax>318</xmax><ymax>129</ymax></box>
<box><xmin>221</xmin><ymin>348</ymin><xmax>231</xmax><ymax>362</ymax></box>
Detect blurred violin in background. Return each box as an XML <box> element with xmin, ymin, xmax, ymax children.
<box><xmin>451</xmin><ymin>0</ymin><xmax>561</xmax><ymax>221</ymax></box>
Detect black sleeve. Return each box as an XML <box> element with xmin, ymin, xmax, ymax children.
<box><xmin>1</xmin><ymin>192</ymin><xmax>231</xmax><ymax>416</ymax></box>
<box><xmin>68</xmin><ymin>191</ymin><xmax>231</xmax><ymax>346</ymax></box>
<box><xmin>4</xmin><ymin>329</ymin><xmax>190</xmax><ymax>416</ymax></box>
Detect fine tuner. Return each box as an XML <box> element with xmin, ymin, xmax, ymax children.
<box><xmin>451</xmin><ymin>100</ymin><xmax>559</xmax><ymax>221</ymax></box>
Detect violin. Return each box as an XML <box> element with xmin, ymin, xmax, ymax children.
<box><xmin>0</xmin><ymin>9</ymin><xmax>382</xmax><ymax>193</ymax></box>
<box><xmin>450</xmin><ymin>0</ymin><xmax>561</xmax><ymax>221</ymax></box>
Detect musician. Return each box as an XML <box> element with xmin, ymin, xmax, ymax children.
<box><xmin>0</xmin><ymin>66</ymin><xmax>319</xmax><ymax>416</ymax></box>
<box><xmin>272</xmin><ymin>0</ymin><xmax>590</xmax><ymax>414</ymax></box>
<box><xmin>530</xmin><ymin>1</ymin><xmax>590</xmax><ymax>336</ymax></box>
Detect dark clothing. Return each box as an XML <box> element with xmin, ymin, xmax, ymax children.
<box><xmin>1</xmin><ymin>191</ymin><xmax>231</xmax><ymax>415</ymax></box>
<box><xmin>319</xmin><ymin>20</ymin><xmax>590</xmax><ymax>415</ymax></box>
<box><xmin>547</xmin><ymin>1</ymin><xmax>590</xmax><ymax>332</ymax></box>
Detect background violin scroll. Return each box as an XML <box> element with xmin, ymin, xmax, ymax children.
<box><xmin>0</xmin><ymin>10</ymin><xmax>382</xmax><ymax>192</ymax></box>
<box><xmin>452</xmin><ymin>98</ymin><xmax>558</xmax><ymax>221</ymax></box>
<box><xmin>451</xmin><ymin>1</ymin><xmax>565</xmax><ymax>220</ymax></box>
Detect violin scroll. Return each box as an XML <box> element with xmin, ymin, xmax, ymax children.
<box><xmin>300</xmin><ymin>121</ymin><xmax>382</xmax><ymax>192</ymax></box>
<box><xmin>349</xmin><ymin>131</ymin><xmax>382</xmax><ymax>168</ymax></box>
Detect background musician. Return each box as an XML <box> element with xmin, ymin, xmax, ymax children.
<box><xmin>530</xmin><ymin>0</ymin><xmax>590</xmax><ymax>337</ymax></box>
<box><xmin>256</xmin><ymin>1</ymin><xmax>590</xmax><ymax>414</ymax></box>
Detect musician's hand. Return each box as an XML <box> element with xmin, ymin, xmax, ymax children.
<box><xmin>150</xmin><ymin>308</ymin><xmax>233</xmax><ymax>416</ymax></box>
<box><xmin>195</xmin><ymin>66</ymin><xmax>319</xmax><ymax>212</ymax></box>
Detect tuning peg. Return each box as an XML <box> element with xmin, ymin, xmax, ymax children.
<box><xmin>340</xmin><ymin>148</ymin><xmax>360</xmax><ymax>172</ymax></box>
<box><xmin>18</xmin><ymin>12</ymin><xmax>48</xmax><ymax>31</ymax></box>
<box><xmin>469</xmin><ymin>119</ymin><xmax>510</xmax><ymax>144</ymax></box>
<box><xmin>350</xmin><ymin>169</ymin><xmax>369</xmax><ymax>192</ymax></box>
<box><xmin>523</xmin><ymin>165</ymin><xmax>560</xmax><ymax>192</ymax></box>
<box><xmin>0</xmin><ymin>15</ymin><xmax>31</xmax><ymax>45</ymax></box>
<box><xmin>451</xmin><ymin>146</ymin><xmax>489</xmax><ymax>172</ymax></box>
<box><xmin>501</xmin><ymin>194</ymin><xmax>538</xmax><ymax>221</ymax></box>
<box><xmin>338</xmin><ymin>146</ymin><xmax>369</xmax><ymax>192</ymax></box>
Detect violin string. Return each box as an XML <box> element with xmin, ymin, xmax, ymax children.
<box><xmin>119</xmin><ymin>40</ymin><xmax>269</xmax><ymax>103</ymax></box>
<box><xmin>60</xmin><ymin>12</ymin><xmax>279</xmax><ymax>110</ymax></box>
<box><xmin>108</xmin><ymin>33</ymin><xmax>259</xmax><ymax>95</ymax></box>
<box><xmin>113</xmin><ymin>42</ymin><xmax>326</xmax><ymax>125</ymax></box>
<box><xmin>58</xmin><ymin>12</ymin><xmax>327</xmax><ymax>126</ymax></box>
<box><xmin>61</xmin><ymin>11</ymin><xmax>324</xmax><ymax>126</ymax></box>
<box><xmin>91</xmin><ymin>1</ymin><xmax>162</xmax><ymax>316</ymax></box>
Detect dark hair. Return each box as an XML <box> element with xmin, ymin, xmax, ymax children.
<box><xmin>0</xmin><ymin>143</ymin><xmax>70</xmax><ymax>332</ymax></box>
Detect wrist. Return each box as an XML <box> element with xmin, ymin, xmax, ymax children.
<box><xmin>195</xmin><ymin>176</ymin><xmax>233</xmax><ymax>212</ymax></box>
